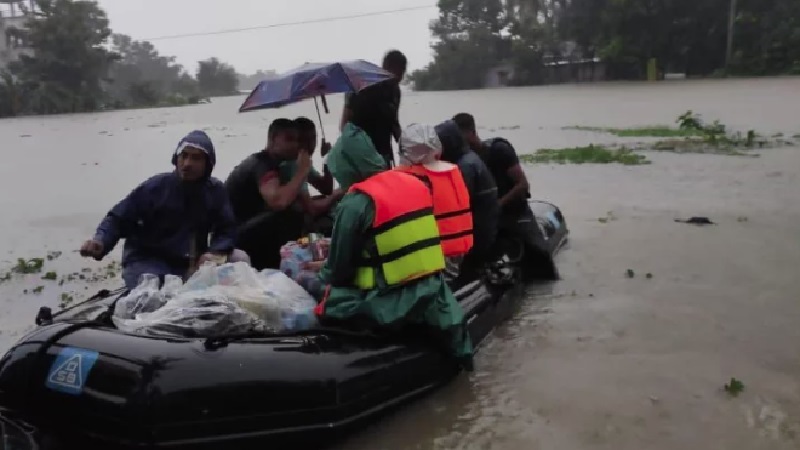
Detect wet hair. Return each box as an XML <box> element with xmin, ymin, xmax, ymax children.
<box><xmin>453</xmin><ymin>113</ymin><xmax>476</xmax><ymax>134</ymax></box>
<box><xmin>268</xmin><ymin>118</ymin><xmax>296</xmax><ymax>140</ymax></box>
<box><xmin>293</xmin><ymin>116</ymin><xmax>316</xmax><ymax>135</ymax></box>
<box><xmin>383</xmin><ymin>50</ymin><xmax>408</xmax><ymax>73</ymax></box>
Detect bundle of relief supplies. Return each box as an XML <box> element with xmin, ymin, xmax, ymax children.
<box><xmin>112</xmin><ymin>262</ymin><xmax>317</xmax><ymax>337</ymax></box>
<box><xmin>279</xmin><ymin>233</ymin><xmax>330</xmax><ymax>300</ymax></box>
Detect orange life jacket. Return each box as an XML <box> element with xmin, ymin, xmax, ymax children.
<box><xmin>396</xmin><ymin>164</ymin><xmax>474</xmax><ymax>257</ymax></box>
<box><xmin>348</xmin><ymin>170</ymin><xmax>446</xmax><ymax>289</ymax></box>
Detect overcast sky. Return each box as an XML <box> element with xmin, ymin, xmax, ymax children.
<box><xmin>96</xmin><ymin>0</ymin><xmax>439</xmax><ymax>75</ymax></box>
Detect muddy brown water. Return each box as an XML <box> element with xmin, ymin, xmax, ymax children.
<box><xmin>1</xmin><ymin>77</ymin><xmax>799</xmax><ymax>449</ymax></box>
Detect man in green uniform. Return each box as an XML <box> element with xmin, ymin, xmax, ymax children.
<box><xmin>315</xmin><ymin>122</ymin><xmax>473</xmax><ymax>368</ymax></box>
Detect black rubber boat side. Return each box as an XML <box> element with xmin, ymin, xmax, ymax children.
<box><xmin>0</xmin><ymin>199</ymin><xmax>568</xmax><ymax>450</ymax></box>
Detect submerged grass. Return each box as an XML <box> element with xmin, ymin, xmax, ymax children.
<box><xmin>520</xmin><ymin>145</ymin><xmax>650</xmax><ymax>165</ymax></box>
<box><xmin>564</xmin><ymin>125</ymin><xmax>702</xmax><ymax>138</ymax></box>
<box><xmin>561</xmin><ymin>111</ymin><xmax>799</xmax><ymax>159</ymax></box>
<box><xmin>647</xmin><ymin>139</ymin><xmax>753</xmax><ymax>156</ymax></box>
<box><xmin>1</xmin><ymin>251</ymin><xmax>120</xmax><ymax>309</ymax></box>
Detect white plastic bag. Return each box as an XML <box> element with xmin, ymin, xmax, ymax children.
<box><xmin>111</xmin><ymin>263</ymin><xmax>318</xmax><ymax>336</ymax></box>
<box><xmin>117</xmin><ymin>287</ymin><xmax>264</xmax><ymax>337</ymax></box>
<box><xmin>113</xmin><ymin>274</ymin><xmax>165</xmax><ymax>321</ymax></box>
<box><xmin>257</xmin><ymin>269</ymin><xmax>318</xmax><ymax>331</ymax></box>
<box><xmin>180</xmin><ymin>263</ymin><xmax>221</xmax><ymax>292</ymax></box>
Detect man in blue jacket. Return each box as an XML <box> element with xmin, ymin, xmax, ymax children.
<box><xmin>80</xmin><ymin>130</ymin><xmax>245</xmax><ymax>289</ymax></box>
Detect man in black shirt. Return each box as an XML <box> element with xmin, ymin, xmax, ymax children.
<box><xmin>340</xmin><ymin>50</ymin><xmax>407</xmax><ymax>167</ymax></box>
<box><xmin>225</xmin><ymin>118</ymin><xmax>341</xmax><ymax>269</ymax></box>
<box><xmin>454</xmin><ymin>113</ymin><xmax>530</xmax><ymax>215</ymax></box>
<box><xmin>453</xmin><ymin>113</ymin><xmax>534</xmax><ymax>246</ymax></box>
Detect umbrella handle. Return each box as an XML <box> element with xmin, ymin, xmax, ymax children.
<box><xmin>314</xmin><ymin>96</ymin><xmax>327</xmax><ymax>141</ymax></box>
<box><xmin>321</xmin><ymin>94</ymin><xmax>329</xmax><ymax>114</ymax></box>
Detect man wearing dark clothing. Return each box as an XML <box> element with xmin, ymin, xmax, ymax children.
<box><xmin>453</xmin><ymin>113</ymin><xmax>545</xmax><ymax>264</ymax></box>
<box><xmin>226</xmin><ymin>119</ymin><xmax>341</xmax><ymax>269</ymax></box>
<box><xmin>453</xmin><ymin>113</ymin><xmax>531</xmax><ymax>218</ymax></box>
<box><xmin>80</xmin><ymin>130</ymin><xmax>243</xmax><ymax>289</ymax></box>
<box><xmin>434</xmin><ymin>120</ymin><xmax>499</xmax><ymax>284</ymax></box>
<box><xmin>340</xmin><ymin>50</ymin><xmax>407</xmax><ymax>167</ymax></box>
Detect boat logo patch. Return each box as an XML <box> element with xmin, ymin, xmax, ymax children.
<box><xmin>45</xmin><ymin>347</ymin><xmax>99</xmax><ymax>395</ymax></box>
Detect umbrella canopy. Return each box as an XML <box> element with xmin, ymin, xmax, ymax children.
<box><xmin>238</xmin><ymin>60</ymin><xmax>395</xmax><ymax>113</ymax></box>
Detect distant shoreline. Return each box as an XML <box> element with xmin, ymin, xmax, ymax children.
<box><xmin>408</xmin><ymin>74</ymin><xmax>800</xmax><ymax>93</ymax></box>
<box><xmin>0</xmin><ymin>93</ymin><xmax>246</xmax><ymax>121</ymax></box>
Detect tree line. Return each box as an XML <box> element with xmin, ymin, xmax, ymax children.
<box><xmin>0</xmin><ymin>0</ymin><xmax>243</xmax><ymax>117</ymax></box>
<box><xmin>410</xmin><ymin>0</ymin><xmax>800</xmax><ymax>91</ymax></box>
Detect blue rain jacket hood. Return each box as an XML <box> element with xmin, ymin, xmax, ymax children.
<box><xmin>94</xmin><ymin>131</ymin><xmax>238</xmax><ymax>289</ymax></box>
<box><xmin>172</xmin><ymin>130</ymin><xmax>217</xmax><ymax>178</ymax></box>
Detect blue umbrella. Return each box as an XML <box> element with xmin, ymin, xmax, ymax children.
<box><xmin>238</xmin><ymin>60</ymin><xmax>395</xmax><ymax>141</ymax></box>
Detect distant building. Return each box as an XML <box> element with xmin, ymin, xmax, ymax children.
<box><xmin>484</xmin><ymin>62</ymin><xmax>515</xmax><ymax>88</ymax></box>
<box><xmin>0</xmin><ymin>1</ymin><xmax>36</xmax><ymax>72</ymax></box>
<box><xmin>484</xmin><ymin>41</ymin><xmax>607</xmax><ymax>88</ymax></box>
<box><xmin>541</xmin><ymin>57</ymin><xmax>606</xmax><ymax>84</ymax></box>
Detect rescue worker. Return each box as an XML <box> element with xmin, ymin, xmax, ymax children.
<box><xmin>79</xmin><ymin>130</ymin><xmax>248</xmax><ymax>290</ymax></box>
<box><xmin>434</xmin><ymin>119</ymin><xmax>500</xmax><ymax>284</ymax></box>
<box><xmin>316</xmin><ymin>122</ymin><xmax>473</xmax><ymax>368</ymax></box>
<box><xmin>396</xmin><ymin>123</ymin><xmax>473</xmax><ymax>283</ymax></box>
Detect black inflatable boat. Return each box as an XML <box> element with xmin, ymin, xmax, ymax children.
<box><xmin>0</xmin><ymin>200</ymin><xmax>568</xmax><ymax>450</ymax></box>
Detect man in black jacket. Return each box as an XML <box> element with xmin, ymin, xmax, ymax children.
<box><xmin>454</xmin><ymin>113</ymin><xmax>551</xmax><ymax>277</ymax></box>
<box><xmin>434</xmin><ymin>120</ymin><xmax>499</xmax><ymax>284</ymax></box>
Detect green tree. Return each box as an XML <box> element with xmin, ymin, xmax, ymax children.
<box><xmin>728</xmin><ymin>0</ymin><xmax>800</xmax><ymax>75</ymax></box>
<box><xmin>196</xmin><ymin>57</ymin><xmax>238</xmax><ymax>97</ymax></box>
<box><xmin>415</xmin><ymin>0</ymin><xmax>800</xmax><ymax>89</ymax></box>
<box><xmin>10</xmin><ymin>0</ymin><xmax>117</xmax><ymax>114</ymax></box>
<box><xmin>410</xmin><ymin>0</ymin><xmax>512</xmax><ymax>90</ymax></box>
<box><xmin>107</xmin><ymin>33</ymin><xmax>197</xmax><ymax>107</ymax></box>
<box><xmin>237</xmin><ymin>69</ymin><xmax>278</xmax><ymax>91</ymax></box>
<box><xmin>0</xmin><ymin>71</ymin><xmax>24</xmax><ymax>117</ymax></box>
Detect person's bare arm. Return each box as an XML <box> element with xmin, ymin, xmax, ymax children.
<box><xmin>308</xmin><ymin>141</ymin><xmax>335</xmax><ymax>195</ymax></box>
<box><xmin>299</xmin><ymin>189</ymin><xmax>346</xmax><ymax>217</ymax></box>
<box><xmin>258</xmin><ymin>152</ymin><xmax>311</xmax><ymax>211</ymax></box>
<box><xmin>498</xmin><ymin>164</ymin><xmax>530</xmax><ymax>208</ymax></box>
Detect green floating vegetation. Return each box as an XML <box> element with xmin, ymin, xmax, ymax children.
<box><xmin>564</xmin><ymin>111</ymin><xmax>799</xmax><ymax>157</ymax></box>
<box><xmin>13</xmin><ymin>258</ymin><xmax>45</xmax><ymax>274</ymax></box>
<box><xmin>59</xmin><ymin>260</ymin><xmax>121</xmax><ymax>286</ymax></box>
<box><xmin>520</xmin><ymin>145</ymin><xmax>650</xmax><ymax>165</ymax></box>
<box><xmin>649</xmin><ymin>139</ymin><xmax>751</xmax><ymax>156</ymax></box>
<box><xmin>724</xmin><ymin>377</ymin><xmax>745</xmax><ymax>397</ymax></box>
<box><xmin>59</xmin><ymin>292</ymin><xmax>75</xmax><ymax>309</ymax></box>
<box><xmin>564</xmin><ymin>125</ymin><xmax>702</xmax><ymax>138</ymax></box>
<box><xmin>46</xmin><ymin>251</ymin><xmax>63</xmax><ymax>261</ymax></box>
<box><xmin>42</xmin><ymin>271</ymin><xmax>58</xmax><ymax>281</ymax></box>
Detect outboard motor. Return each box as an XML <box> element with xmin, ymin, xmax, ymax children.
<box><xmin>485</xmin><ymin>254</ymin><xmax>516</xmax><ymax>286</ymax></box>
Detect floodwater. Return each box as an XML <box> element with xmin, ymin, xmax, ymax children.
<box><xmin>2</xmin><ymin>77</ymin><xmax>800</xmax><ymax>449</ymax></box>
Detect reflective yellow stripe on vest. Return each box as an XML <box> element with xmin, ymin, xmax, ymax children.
<box><xmin>355</xmin><ymin>209</ymin><xmax>446</xmax><ymax>290</ymax></box>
